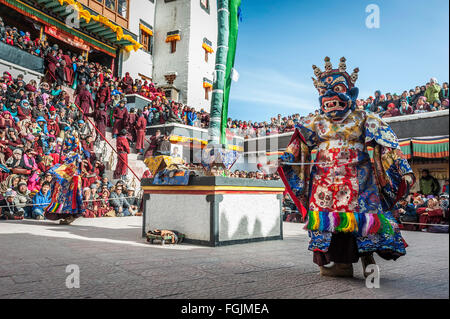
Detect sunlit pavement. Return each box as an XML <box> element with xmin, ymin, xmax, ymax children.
<box><xmin>0</xmin><ymin>217</ymin><xmax>448</xmax><ymax>299</ymax></box>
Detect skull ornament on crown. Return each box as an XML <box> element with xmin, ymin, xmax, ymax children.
<box><xmin>312</xmin><ymin>57</ymin><xmax>360</xmax><ymax>120</ymax></box>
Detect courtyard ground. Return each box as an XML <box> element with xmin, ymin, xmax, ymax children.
<box><xmin>0</xmin><ymin>217</ymin><xmax>448</xmax><ymax>299</ymax></box>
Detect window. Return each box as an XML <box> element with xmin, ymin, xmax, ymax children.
<box><xmin>117</xmin><ymin>0</ymin><xmax>128</xmax><ymax>18</ymax></box>
<box><xmin>105</xmin><ymin>0</ymin><xmax>115</xmax><ymax>11</ymax></box>
<box><xmin>141</xmin><ymin>30</ymin><xmax>151</xmax><ymax>52</ymax></box>
<box><xmin>140</xmin><ymin>22</ymin><xmax>153</xmax><ymax>54</ymax></box>
<box><xmin>202</xmin><ymin>38</ymin><xmax>213</xmax><ymax>62</ymax></box>
<box><xmin>200</xmin><ymin>0</ymin><xmax>210</xmax><ymax>14</ymax></box>
<box><xmin>166</xmin><ymin>31</ymin><xmax>181</xmax><ymax>54</ymax></box>
<box><xmin>203</xmin><ymin>78</ymin><xmax>212</xmax><ymax>100</ymax></box>
<box><xmin>170</xmin><ymin>41</ymin><xmax>177</xmax><ymax>53</ymax></box>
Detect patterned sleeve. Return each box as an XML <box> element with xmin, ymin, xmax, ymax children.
<box><xmin>277</xmin><ymin>124</ymin><xmax>314</xmax><ymax>218</ymax></box>
<box><xmin>364</xmin><ymin>113</ymin><xmax>415</xmax><ymax>210</ymax></box>
<box><xmin>293</xmin><ymin>117</ymin><xmax>320</xmax><ymax>148</ymax></box>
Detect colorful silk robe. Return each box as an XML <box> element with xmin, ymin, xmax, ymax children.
<box><xmin>44</xmin><ymin>153</ymin><xmax>85</xmax><ymax>219</ymax></box>
<box><xmin>278</xmin><ymin>110</ymin><xmax>414</xmax><ymax>255</ymax></box>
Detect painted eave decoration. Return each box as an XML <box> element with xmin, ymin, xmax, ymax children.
<box><xmin>203</xmin><ymin>77</ymin><xmax>213</xmax><ymax>89</ymax></box>
<box><xmin>202</xmin><ymin>37</ymin><xmax>214</xmax><ymax>53</ymax></box>
<box><xmin>166</xmin><ymin>30</ymin><xmax>181</xmax><ymax>43</ymax></box>
<box><xmin>139</xmin><ymin>23</ymin><xmax>153</xmax><ymax>36</ymax></box>
<box><xmin>10</xmin><ymin>0</ymin><xmax>142</xmax><ymax>53</ymax></box>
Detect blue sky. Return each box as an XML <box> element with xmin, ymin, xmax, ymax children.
<box><xmin>228</xmin><ymin>0</ymin><xmax>449</xmax><ymax>122</ymax></box>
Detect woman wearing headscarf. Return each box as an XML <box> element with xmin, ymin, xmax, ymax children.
<box><xmin>414</xmin><ymin>96</ymin><xmax>430</xmax><ymax>113</ymax></box>
<box><xmin>0</xmin><ymin>111</ymin><xmax>18</xmax><ymax>130</ymax></box>
<box><xmin>17</xmin><ymin>99</ymin><xmax>32</xmax><ymax>120</ymax></box>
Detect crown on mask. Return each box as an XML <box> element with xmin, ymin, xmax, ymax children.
<box><xmin>312</xmin><ymin>57</ymin><xmax>359</xmax><ymax>89</ymax></box>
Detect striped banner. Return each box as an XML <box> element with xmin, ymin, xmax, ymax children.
<box><xmin>412</xmin><ymin>136</ymin><xmax>449</xmax><ymax>159</ymax></box>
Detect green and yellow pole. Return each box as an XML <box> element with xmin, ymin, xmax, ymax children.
<box><xmin>208</xmin><ymin>0</ymin><xmax>229</xmax><ymax>145</ymax></box>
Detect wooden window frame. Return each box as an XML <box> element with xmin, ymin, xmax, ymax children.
<box><xmin>80</xmin><ymin>0</ymin><xmax>129</xmax><ymax>28</ymax></box>
<box><xmin>205</xmin><ymin>87</ymin><xmax>211</xmax><ymax>100</ymax></box>
<box><xmin>200</xmin><ymin>0</ymin><xmax>210</xmax><ymax>14</ymax></box>
<box><xmin>170</xmin><ymin>41</ymin><xmax>177</xmax><ymax>54</ymax></box>
<box><xmin>140</xmin><ymin>29</ymin><xmax>151</xmax><ymax>52</ymax></box>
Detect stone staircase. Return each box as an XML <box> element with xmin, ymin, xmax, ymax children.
<box><xmin>94</xmin><ymin>128</ymin><xmax>148</xmax><ymax>194</ymax></box>
<box><xmin>64</xmin><ymin>86</ymin><xmax>147</xmax><ymax>194</ymax></box>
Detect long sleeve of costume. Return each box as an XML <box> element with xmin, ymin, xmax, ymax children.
<box><xmin>364</xmin><ymin>113</ymin><xmax>415</xmax><ymax>211</ymax></box>
<box><xmin>278</xmin><ymin>117</ymin><xmax>319</xmax><ymax>218</ymax></box>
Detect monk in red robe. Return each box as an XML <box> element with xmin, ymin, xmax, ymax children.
<box><xmin>45</xmin><ymin>48</ymin><xmax>59</xmax><ymax>84</ymax></box>
<box><xmin>135</xmin><ymin>109</ymin><xmax>147</xmax><ymax>154</ymax></box>
<box><xmin>121</xmin><ymin>72</ymin><xmax>134</xmax><ymax>94</ymax></box>
<box><xmin>62</xmin><ymin>52</ymin><xmax>74</xmax><ymax>86</ymax></box>
<box><xmin>112</xmin><ymin>100</ymin><xmax>129</xmax><ymax>137</ymax></box>
<box><xmin>114</xmin><ymin>129</ymin><xmax>130</xmax><ymax>180</ymax></box>
<box><xmin>87</xmin><ymin>103</ymin><xmax>108</xmax><ymax>141</ymax></box>
<box><xmin>127</xmin><ymin>108</ymin><xmax>137</xmax><ymax>143</ymax></box>
<box><xmin>96</xmin><ymin>79</ymin><xmax>111</xmax><ymax>109</ymax></box>
<box><xmin>75</xmin><ymin>85</ymin><xmax>95</xmax><ymax>114</ymax></box>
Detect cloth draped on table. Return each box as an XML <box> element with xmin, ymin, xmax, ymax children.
<box><xmin>278</xmin><ymin>110</ymin><xmax>414</xmax><ymax>265</ymax></box>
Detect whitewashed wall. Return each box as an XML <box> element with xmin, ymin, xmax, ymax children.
<box><xmin>218</xmin><ymin>194</ymin><xmax>281</xmax><ymax>242</ymax></box>
<box><xmin>120</xmin><ymin>0</ymin><xmax>156</xmax><ymax>79</ymax></box>
<box><xmin>185</xmin><ymin>0</ymin><xmax>217</xmax><ymax>113</ymax></box>
<box><xmin>146</xmin><ymin>194</ymin><xmax>211</xmax><ymax>241</ymax></box>
<box><xmin>153</xmin><ymin>0</ymin><xmax>191</xmax><ymax>103</ymax></box>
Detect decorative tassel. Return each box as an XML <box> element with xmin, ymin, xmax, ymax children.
<box><xmin>379</xmin><ymin>213</ymin><xmax>394</xmax><ymax>235</ymax></box>
<box><xmin>307</xmin><ymin>211</ymin><xmax>394</xmax><ymax>235</ymax></box>
<box><xmin>370</xmin><ymin>214</ymin><xmax>381</xmax><ymax>234</ymax></box>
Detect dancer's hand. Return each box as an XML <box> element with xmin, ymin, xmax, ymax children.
<box><xmin>402</xmin><ymin>174</ymin><xmax>414</xmax><ymax>187</ymax></box>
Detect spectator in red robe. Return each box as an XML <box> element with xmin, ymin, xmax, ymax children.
<box><xmin>113</xmin><ymin>129</ymin><xmax>130</xmax><ymax>180</ymax></box>
<box><xmin>112</xmin><ymin>99</ymin><xmax>129</xmax><ymax>138</ymax></box>
<box><xmin>144</xmin><ymin>129</ymin><xmax>161</xmax><ymax>158</ymax></box>
<box><xmin>87</xmin><ymin>103</ymin><xmax>108</xmax><ymax>141</ymax></box>
<box><xmin>45</xmin><ymin>45</ymin><xmax>59</xmax><ymax>84</ymax></box>
<box><xmin>75</xmin><ymin>83</ymin><xmax>95</xmax><ymax>114</ymax></box>
<box><xmin>96</xmin><ymin>78</ymin><xmax>111</xmax><ymax>109</ymax></box>
<box><xmin>121</xmin><ymin>72</ymin><xmax>133</xmax><ymax>94</ymax></box>
<box><xmin>383</xmin><ymin>103</ymin><xmax>401</xmax><ymax>118</ymax></box>
<box><xmin>417</xmin><ymin>197</ymin><xmax>444</xmax><ymax>230</ymax></box>
<box><xmin>135</xmin><ymin>109</ymin><xmax>147</xmax><ymax>155</ymax></box>
<box><xmin>62</xmin><ymin>52</ymin><xmax>74</xmax><ymax>86</ymax></box>
<box><xmin>81</xmin><ymin>135</ymin><xmax>96</xmax><ymax>165</ymax></box>
<box><xmin>17</xmin><ymin>100</ymin><xmax>32</xmax><ymax>120</ymax></box>
<box><xmin>81</xmin><ymin>158</ymin><xmax>97</xmax><ymax>189</ymax></box>
<box><xmin>127</xmin><ymin>108</ymin><xmax>137</xmax><ymax>143</ymax></box>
